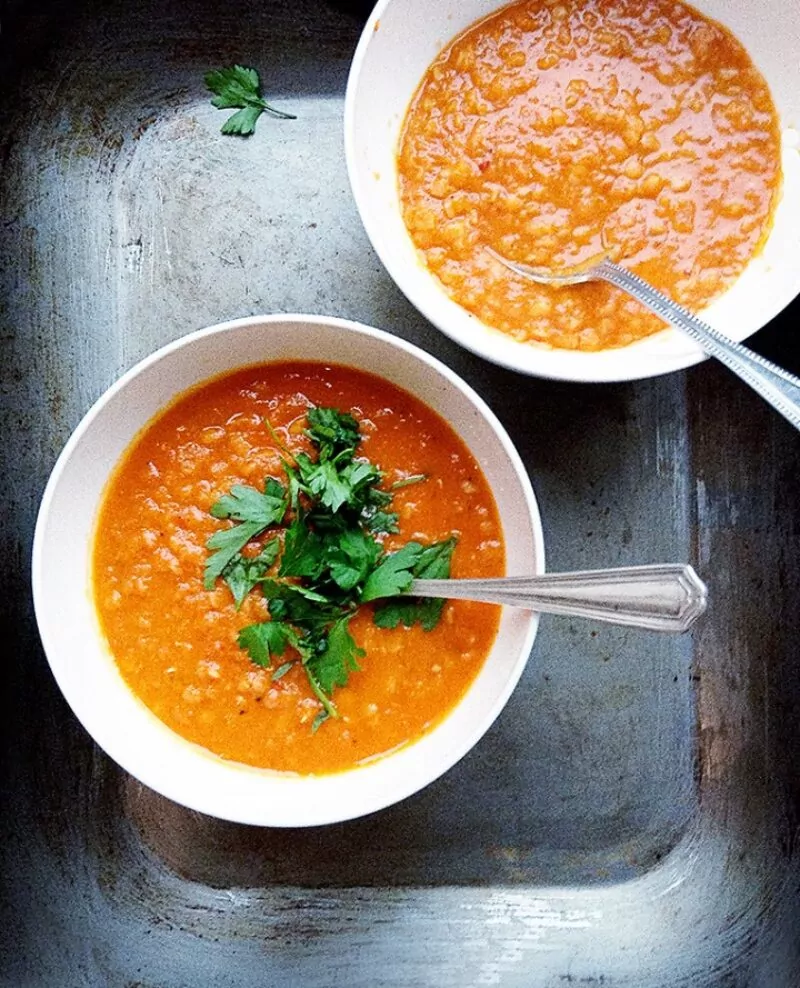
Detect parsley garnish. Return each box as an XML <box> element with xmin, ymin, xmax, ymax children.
<box><xmin>205</xmin><ymin>65</ymin><xmax>296</xmax><ymax>136</ymax></box>
<box><xmin>204</xmin><ymin>407</ymin><xmax>456</xmax><ymax>729</ymax></box>
<box><xmin>222</xmin><ymin>539</ymin><xmax>281</xmax><ymax>610</ymax></box>
<box><xmin>203</xmin><ymin>478</ymin><xmax>287</xmax><ymax>589</ymax></box>
<box><xmin>373</xmin><ymin>538</ymin><xmax>457</xmax><ymax>631</ymax></box>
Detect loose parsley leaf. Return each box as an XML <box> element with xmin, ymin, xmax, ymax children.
<box><xmin>205</xmin><ymin>65</ymin><xmax>261</xmax><ymax>109</ymax></box>
<box><xmin>238</xmin><ymin>620</ymin><xmax>296</xmax><ymax>667</ymax></box>
<box><xmin>306</xmin><ymin>617</ymin><xmax>365</xmax><ymax>695</ymax></box>
<box><xmin>205</xmin><ymin>64</ymin><xmax>296</xmax><ymax>136</ymax></box>
<box><xmin>373</xmin><ymin>538</ymin><xmax>457</xmax><ymax>631</ymax></box>
<box><xmin>360</xmin><ymin>541</ymin><xmax>424</xmax><ymax>602</ymax></box>
<box><xmin>204</xmin><ymin>520</ymin><xmax>264</xmax><ymax>589</ymax></box>
<box><xmin>223</xmin><ymin>538</ymin><xmax>280</xmax><ymax>609</ymax></box>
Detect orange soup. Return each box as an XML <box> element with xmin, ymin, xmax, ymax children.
<box><xmin>92</xmin><ymin>363</ymin><xmax>504</xmax><ymax>774</ymax></box>
<box><xmin>398</xmin><ymin>0</ymin><xmax>782</xmax><ymax>350</ymax></box>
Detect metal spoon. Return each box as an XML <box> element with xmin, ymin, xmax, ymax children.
<box><xmin>489</xmin><ymin>250</ymin><xmax>800</xmax><ymax>433</ymax></box>
<box><xmin>409</xmin><ymin>563</ymin><xmax>707</xmax><ymax>633</ymax></box>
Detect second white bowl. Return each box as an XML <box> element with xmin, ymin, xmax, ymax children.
<box><xmin>344</xmin><ymin>0</ymin><xmax>800</xmax><ymax>382</ymax></box>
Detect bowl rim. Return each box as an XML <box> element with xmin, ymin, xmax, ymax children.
<box><xmin>343</xmin><ymin>0</ymin><xmax>800</xmax><ymax>384</ymax></box>
<box><xmin>31</xmin><ymin>312</ymin><xmax>545</xmax><ymax>826</ymax></box>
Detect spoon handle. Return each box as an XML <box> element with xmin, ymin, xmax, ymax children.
<box><xmin>410</xmin><ymin>564</ymin><xmax>707</xmax><ymax>633</ymax></box>
<box><xmin>598</xmin><ymin>259</ymin><xmax>800</xmax><ymax>432</ymax></box>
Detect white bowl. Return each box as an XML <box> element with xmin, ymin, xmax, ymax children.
<box><xmin>32</xmin><ymin>314</ymin><xmax>543</xmax><ymax>827</ymax></box>
<box><xmin>344</xmin><ymin>0</ymin><xmax>800</xmax><ymax>383</ymax></box>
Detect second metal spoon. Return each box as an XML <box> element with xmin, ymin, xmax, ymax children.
<box><xmin>491</xmin><ymin>250</ymin><xmax>800</xmax><ymax>433</ymax></box>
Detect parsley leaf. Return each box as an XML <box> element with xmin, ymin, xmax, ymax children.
<box><xmin>261</xmin><ymin>580</ymin><xmax>344</xmax><ymax>628</ymax></box>
<box><xmin>362</xmin><ymin>509</ymin><xmax>400</xmax><ymax>535</ymax></box>
<box><xmin>204</xmin><ymin>64</ymin><xmax>296</xmax><ymax>136</ymax></box>
<box><xmin>204</xmin><ymin>520</ymin><xmax>264</xmax><ymax>589</ymax></box>
<box><xmin>305</xmin><ymin>407</ymin><xmax>360</xmax><ymax>460</ymax></box>
<box><xmin>204</xmin><ymin>478</ymin><xmax>287</xmax><ymax>590</ymax></box>
<box><xmin>238</xmin><ymin>620</ymin><xmax>296</xmax><ymax>667</ymax></box>
<box><xmin>223</xmin><ymin>538</ymin><xmax>280</xmax><ymax>609</ymax></box>
<box><xmin>220</xmin><ymin>106</ymin><xmax>264</xmax><ymax>137</ymax></box>
<box><xmin>361</xmin><ymin>541</ymin><xmax>424</xmax><ymax>602</ymax></box>
<box><xmin>210</xmin><ymin>478</ymin><xmax>286</xmax><ymax>524</ymax></box>
<box><xmin>306</xmin><ymin>617</ymin><xmax>365</xmax><ymax>695</ymax></box>
<box><xmin>360</xmin><ymin>486</ymin><xmax>399</xmax><ymax>534</ymax></box>
<box><xmin>295</xmin><ymin>453</ymin><xmax>353</xmax><ymax>513</ymax></box>
<box><xmin>372</xmin><ymin>537</ymin><xmax>457</xmax><ymax>631</ymax></box>
<box><xmin>414</xmin><ymin>537</ymin><xmax>458</xmax><ymax>579</ymax></box>
<box><xmin>280</xmin><ymin>512</ymin><xmax>325</xmax><ymax>579</ymax></box>
<box><xmin>325</xmin><ymin>528</ymin><xmax>382</xmax><ymax>591</ymax></box>
<box><xmin>271</xmin><ymin>661</ymin><xmax>294</xmax><ymax>681</ymax></box>
<box><xmin>390</xmin><ymin>473</ymin><xmax>428</xmax><ymax>490</ymax></box>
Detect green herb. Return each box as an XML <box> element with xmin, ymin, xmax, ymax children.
<box><xmin>373</xmin><ymin>538</ymin><xmax>457</xmax><ymax>631</ymax></box>
<box><xmin>205</xmin><ymin>64</ymin><xmax>296</xmax><ymax>136</ymax></box>
<box><xmin>205</xmin><ymin>406</ymin><xmax>456</xmax><ymax>730</ymax></box>
<box><xmin>203</xmin><ymin>478</ymin><xmax>287</xmax><ymax>589</ymax></box>
<box><xmin>390</xmin><ymin>473</ymin><xmax>428</xmax><ymax>490</ymax></box>
<box><xmin>305</xmin><ymin>406</ymin><xmax>360</xmax><ymax>457</ymax></box>
<box><xmin>306</xmin><ymin>616</ymin><xmax>365</xmax><ymax>695</ymax></box>
<box><xmin>360</xmin><ymin>541</ymin><xmax>424</xmax><ymax>602</ymax></box>
<box><xmin>210</xmin><ymin>478</ymin><xmax>286</xmax><ymax>524</ymax></box>
<box><xmin>271</xmin><ymin>661</ymin><xmax>294</xmax><ymax>682</ymax></box>
<box><xmin>223</xmin><ymin>538</ymin><xmax>280</xmax><ymax>609</ymax></box>
<box><xmin>325</xmin><ymin>528</ymin><xmax>382</xmax><ymax>591</ymax></box>
<box><xmin>237</xmin><ymin>620</ymin><xmax>296</xmax><ymax>668</ymax></box>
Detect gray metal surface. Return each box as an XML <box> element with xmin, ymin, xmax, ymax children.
<box><xmin>1</xmin><ymin>0</ymin><xmax>798</xmax><ymax>984</ymax></box>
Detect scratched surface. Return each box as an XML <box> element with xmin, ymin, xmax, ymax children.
<box><xmin>0</xmin><ymin>0</ymin><xmax>798</xmax><ymax>984</ymax></box>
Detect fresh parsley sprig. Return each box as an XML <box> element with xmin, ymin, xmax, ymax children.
<box><xmin>204</xmin><ymin>407</ymin><xmax>456</xmax><ymax>729</ymax></box>
<box><xmin>205</xmin><ymin>65</ymin><xmax>296</xmax><ymax>136</ymax></box>
<box><xmin>203</xmin><ymin>477</ymin><xmax>287</xmax><ymax>594</ymax></box>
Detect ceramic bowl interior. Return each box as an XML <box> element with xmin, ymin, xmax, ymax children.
<box><xmin>32</xmin><ymin>314</ymin><xmax>543</xmax><ymax>826</ymax></box>
<box><xmin>344</xmin><ymin>0</ymin><xmax>800</xmax><ymax>382</ymax></box>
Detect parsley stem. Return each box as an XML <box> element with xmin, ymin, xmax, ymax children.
<box><xmin>390</xmin><ymin>474</ymin><xmax>428</xmax><ymax>490</ymax></box>
<box><xmin>263</xmin><ymin>417</ymin><xmax>295</xmax><ymax>459</ymax></box>
<box><xmin>260</xmin><ymin>102</ymin><xmax>297</xmax><ymax>120</ymax></box>
<box><xmin>305</xmin><ymin>668</ymin><xmax>339</xmax><ymax>719</ymax></box>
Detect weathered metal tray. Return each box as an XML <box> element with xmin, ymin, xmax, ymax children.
<box><xmin>1</xmin><ymin>0</ymin><xmax>798</xmax><ymax>983</ymax></box>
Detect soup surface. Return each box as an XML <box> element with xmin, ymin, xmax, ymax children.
<box><xmin>398</xmin><ymin>0</ymin><xmax>782</xmax><ymax>350</ymax></box>
<box><xmin>93</xmin><ymin>362</ymin><xmax>504</xmax><ymax>774</ymax></box>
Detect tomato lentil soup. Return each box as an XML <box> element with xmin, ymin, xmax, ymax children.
<box><xmin>92</xmin><ymin>362</ymin><xmax>504</xmax><ymax>774</ymax></box>
<box><xmin>398</xmin><ymin>0</ymin><xmax>782</xmax><ymax>350</ymax></box>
